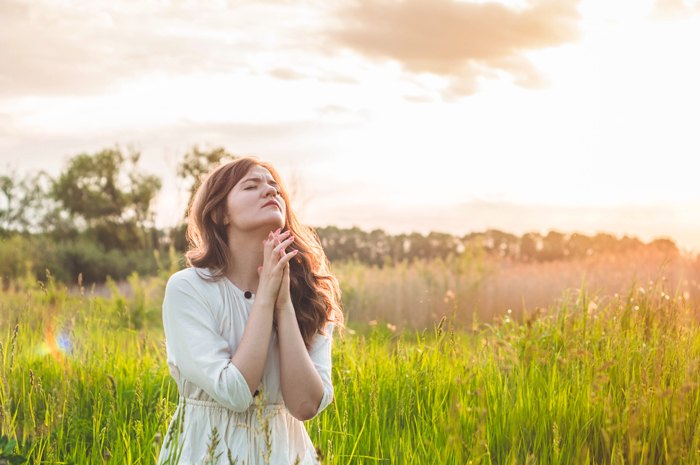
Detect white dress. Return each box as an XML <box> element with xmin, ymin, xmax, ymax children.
<box><xmin>157</xmin><ymin>267</ymin><xmax>334</xmax><ymax>465</ymax></box>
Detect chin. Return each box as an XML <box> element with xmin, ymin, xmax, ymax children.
<box><xmin>257</xmin><ymin>213</ymin><xmax>285</xmax><ymax>230</ymax></box>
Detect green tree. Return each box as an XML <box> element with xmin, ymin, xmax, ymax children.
<box><xmin>177</xmin><ymin>145</ymin><xmax>237</xmax><ymax>217</ymax></box>
<box><xmin>0</xmin><ymin>167</ymin><xmax>53</xmax><ymax>233</ymax></box>
<box><xmin>51</xmin><ymin>147</ymin><xmax>162</xmax><ymax>250</ymax></box>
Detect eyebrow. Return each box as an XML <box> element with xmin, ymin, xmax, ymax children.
<box><xmin>241</xmin><ymin>176</ymin><xmax>279</xmax><ymax>187</ymax></box>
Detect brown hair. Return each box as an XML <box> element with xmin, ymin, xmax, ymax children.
<box><xmin>185</xmin><ymin>156</ymin><xmax>344</xmax><ymax>348</ymax></box>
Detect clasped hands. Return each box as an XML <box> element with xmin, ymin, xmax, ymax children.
<box><xmin>257</xmin><ymin>228</ymin><xmax>297</xmax><ymax>313</ymax></box>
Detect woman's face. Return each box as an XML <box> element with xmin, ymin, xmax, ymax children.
<box><xmin>224</xmin><ymin>165</ymin><xmax>286</xmax><ymax>235</ymax></box>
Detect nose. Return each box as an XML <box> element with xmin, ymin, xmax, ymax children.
<box><xmin>264</xmin><ymin>185</ymin><xmax>277</xmax><ymax>197</ymax></box>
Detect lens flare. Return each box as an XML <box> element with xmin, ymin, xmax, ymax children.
<box><xmin>57</xmin><ymin>331</ymin><xmax>73</xmax><ymax>352</ymax></box>
<box><xmin>41</xmin><ymin>323</ymin><xmax>73</xmax><ymax>361</ymax></box>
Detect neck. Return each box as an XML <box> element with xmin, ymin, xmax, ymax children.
<box><xmin>225</xmin><ymin>228</ymin><xmax>268</xmax><ymax>294</ymax></box>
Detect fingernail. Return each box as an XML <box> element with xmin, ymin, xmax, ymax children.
<box><xmin>293</xmin><ymin>250</ymin><xmax>298</xmax><ymax>254</ymax></box>
<box><xmin>275</xmin><ymin>228</ymin><xmax>281</xmax><ymax>233</ymax></box>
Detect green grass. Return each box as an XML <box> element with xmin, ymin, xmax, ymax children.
<box><xmin>1</xmin><ymin>271</ymin><xmax>700</xmax><ymax>464</ymax></box>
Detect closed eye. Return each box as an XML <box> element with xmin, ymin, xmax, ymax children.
<box><xmin>246</xmin><ymin>185</ymin><xmax>281</xmax><ymax>195</ymax></box>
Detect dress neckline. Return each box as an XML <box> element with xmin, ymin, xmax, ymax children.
<box><xmin>223</xmin><ymin>276</ymin><xmax>256</xmax><ymax>300</ymax></box>
<box><xmin>197</xmin><ymin>267</ymin><xmax>256</xmax><ymax>299</ymax></box>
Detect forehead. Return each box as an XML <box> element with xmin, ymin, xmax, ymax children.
<box><xmin>241</xmin><ymin>165</ymin><xmax>276</xmax><ymax>183</ymax></box>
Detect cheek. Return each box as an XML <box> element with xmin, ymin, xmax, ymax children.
<box><xmin>225</xmin><ymin>192</ymin><xmax>248</xmax><ymax>220</ymax></box>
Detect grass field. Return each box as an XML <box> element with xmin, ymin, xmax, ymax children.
<box><xmin>2</xmin><ymin>261</ymin><xmax>700</xmax><ymax>464</ymax></box>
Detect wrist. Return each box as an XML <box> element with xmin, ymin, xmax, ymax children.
<box><xmin>254</xmin><ymin>295</ymin><xmax>277</xmax><ymax>311</ymax></box>
<box><xmin>275</xmin><ymin>301</ymin><xmax>295</xmax><ymax>316</ymax></box>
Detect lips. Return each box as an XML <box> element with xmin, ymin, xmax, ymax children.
<box><xmin>263</xmin><ymin>200</ymin><xmax>280</xmax><ymax>209</ymax></box>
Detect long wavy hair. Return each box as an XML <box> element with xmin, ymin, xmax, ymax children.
<box><xmin>185</xmin><ymin>156</ymin><xmax>344</xmax><ymax>348</ymax></box>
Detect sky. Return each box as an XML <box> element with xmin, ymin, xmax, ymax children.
<box><xmin>1</xmin><ymin>0</ymin><xmax>699</xmax><ymax>250</ymax></box>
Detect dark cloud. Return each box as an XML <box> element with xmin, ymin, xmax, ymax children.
<box><xmin>324</xmin><ymin>0</ymin><xmax>583</xmax><ymax>99</ymax></box>
<box><xmin>649</xmin><ymin>0</ymin><xmax>700</xmax><ymax>21</ymax></box>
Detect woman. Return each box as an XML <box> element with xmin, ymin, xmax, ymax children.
<box><xmin>157</xmin><ymin>157</ymin><xmax>344</xmax><ymax>464</ymax></box>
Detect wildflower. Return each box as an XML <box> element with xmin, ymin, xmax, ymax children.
<box><xmin>553</xmin><ymin>421</ymin><xmax>560</xmax><ymax>457</ymax></box>
<box><xmin>437</xmin><ymin>316</ymin><xmax>446</xmax><ymax>336</ymax></box>
<box><xmin>204</xmin><ymin>427</ymin><xmax>223</xmax><ymax>465</ymax></box>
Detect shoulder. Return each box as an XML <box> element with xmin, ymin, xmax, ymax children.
<box><xmin>166</xmin><ymin>267</ymin><xmax>218</xmax><ymax>291</ymax></box>
<box><xmin>164</xmin><ymin>268</ymin><xmax>223</xmax><ymax>309</ymax></box>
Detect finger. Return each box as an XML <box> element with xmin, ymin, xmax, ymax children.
<box><xmin>275</xmin><ymin>250</ymin><xmax>298</xmax><ymax>270</ymax></box>
<box><xmin>263</xmin><ymin>232</ymin><xmax>274</xmax><ymax>250</ymax></box>
<box><xmin>264</xmin><ymin>231</ymin><xmax>280</xmax><ymax>262</ymax></box>
<box><xmin>271</xmin><ymin>236</ymin><xmax>282</xmax><ymax>263</ymax></box>
<box><xmin>279</xmin><ymin>262</ymin><xmax>290</xmax><ymax>285</ymax></box>
<box><xmin>272</xmin><ymin>236</ymin><xmax>295</xmax><ymax>255</ymax></box>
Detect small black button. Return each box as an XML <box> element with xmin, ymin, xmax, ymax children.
<box><xmin>253</xmin><ymin>389</ymin><xmax>259</xmax><ymax>397</ymax></box>
<box><xmin>244</xmin><ymin>291</ymin><xmax>252</xmax><ymax>299</ymax></box>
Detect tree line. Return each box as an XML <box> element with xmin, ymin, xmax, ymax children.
<box><xmin>0</xmin><ymin>146</ymin><xmax>683</xmax><ymax>284</ymax></box>
<box><xmin>314</xmin><ymin>226</ymin><xmax>680</xmax><ymax>267</ymax></box>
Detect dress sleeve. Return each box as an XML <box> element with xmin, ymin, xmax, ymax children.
<box><xmin>307</xmin><ymin>321</ymin><xmax>335</xmax><ymax>420</ymax></box>
<box><xmin>162</xmin><ymin>271</ymin><xmax>255</xmax><ymax>413</ymax></box>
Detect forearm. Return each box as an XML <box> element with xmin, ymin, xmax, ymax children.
<box><xmin>230</xmin><ymin>296</ymin><xmax>275</xmax><ymax>396</ymax></box>
<box><xmin>277</xmin><ymin>304</ymin><xmax>324</xmax><ymax>420</ymax></box>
